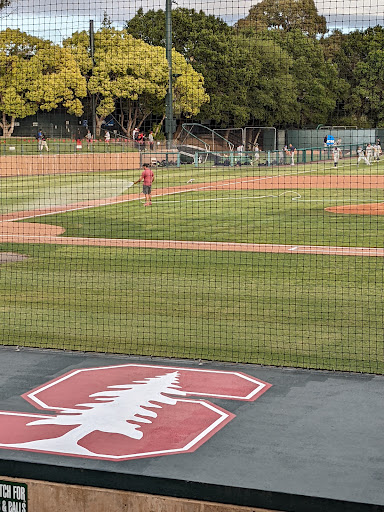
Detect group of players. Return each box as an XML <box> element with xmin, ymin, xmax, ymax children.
<box><xmin>332</xmin><ymin>140</ymin><xmax>382</xmax><ymax>167</ymax></box>
<box><xmin>356</xmin><ymin>141</ymin><xmax>382</xmax><ymax>166</ymax></box>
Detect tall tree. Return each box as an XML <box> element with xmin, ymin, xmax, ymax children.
<box><xmin>270</xmin><ymin>29</ymin><xmax>347</xmax><ymax>127</ymax></box>
<box><xmin>126</xmin><ymin>8</ymin><xmax>246</xmax><ymax>125</ymax></box>
<box><xmin>126</xmin><ymin>8</ymin><xmax>300</xmax><ymax>127</ymax></box>
<box><xmin>239</xmin><ymin>31</ymin><xmax>299</xmax><ymax>126</ymax></box>
<box><xmin>64</xmin><ymin>27</ymin><xmax>209</xmax><ymax>137</ymax></box>
<box><xmin>236</xmin><ymin>0</ymin><xmax>327</xmax><ymax>37</ymax></box>
<box><xmin>0</xmin><ymin>29</ymin><xmax>86</xmax><ymax>137</ymax></box>
<box><xmin>325</xmin><ymin>26</ymin><xmax>384</xmax><ymax>127</ymax></box>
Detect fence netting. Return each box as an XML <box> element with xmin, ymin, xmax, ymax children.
<box><xmin>0</xmin><ymin>0</ymin><xmax>383</xmax><ymax>374</ymax></box>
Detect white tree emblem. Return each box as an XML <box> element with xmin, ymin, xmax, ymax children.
<box><xmin>5</xmin><ymin>371</ymin><xmax>186</xmax><ymax>456</ymax></box>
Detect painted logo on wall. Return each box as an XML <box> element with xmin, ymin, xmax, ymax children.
<box><xmin>0</xmin><ymin>364</ymin><xmax>271</xmax><ymax>461</ymax></box>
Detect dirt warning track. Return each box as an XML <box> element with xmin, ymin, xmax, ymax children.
<box><xmin>1</xmin><ymin>174</ymin><xmax>383</xmax><ymax>257</ymax></box>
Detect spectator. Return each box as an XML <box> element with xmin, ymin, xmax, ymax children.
<box><xmin>148</xmin><ymin>131</ymin><xmax>154</xmax><ymax>151</ymax></box>
<box><xmin>138</xmin><ymin>132</ymin><xmax>145</xmax><ymax>151</ymax></box>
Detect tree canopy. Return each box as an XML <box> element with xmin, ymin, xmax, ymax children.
<box><xmin>236</xmin><ymin>0</ymin><xmax>327</xmax><ymax>36</ymax></box>
<box><xmin>125</xmin><ymin>7</ymin><xmax>340</xmax><ymax>128</ymax></box>
<box><xmin>0</xmin><ymin>29</ymin><xmax>86</xmax><ymax>137</ymax></box>
<box><xmin>1</xmin><ymin>8</ymin><xmax>384</xmax><ymax>136</ymax></box>
<box><xmin>323</xmin><ymin>26</ymin><xmax>384</xmax><ymax>127</ymax></box>
<box><xmin>126</xmin><ymin>8</ymin><xmax>299</xmax><ymax>126</ymax></box>
<box><xmin>64</xmin><ymin>26</ymin><xmax>209</xmax><ymax>136</ymax></box>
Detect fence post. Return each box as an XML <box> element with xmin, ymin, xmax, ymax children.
<box><xmin>267</xmin><ymin>151</ymin><xmax>271</xmax><ymax>166</ymax></box>
<box><xmin>230</xmin><ymin>151</ymin><xmax>234</xmax><ymax>166</ymax></box>
<box><xmin>194</xmin><ymin>152</ymin><xmax>199</xmax><ymax>167</ymax></box>
<box><xmin>177</xmin><ymin>152</ymin><xmax>181</xmax><ymax>167</ymax></box>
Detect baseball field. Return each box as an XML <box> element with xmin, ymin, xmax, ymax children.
<box><xmin>0</xmin><ymin>158</ymin><xmax>383</xmax><ymax>374</ymax></box>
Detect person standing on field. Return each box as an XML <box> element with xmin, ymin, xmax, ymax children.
<box><xmin>38</xmin><ymin>130</ymin><xmax>49</xmax><ymax>152</ymax></box>
<box><xmin>373</xmin><ymin>143</ymin><xmax>381</xmax><ymax>161</ymax></box>
<box><xmin>254</xmin><ymin>143</ymin><xmax>260</xmax><ymax>164</ymax></box>
<box><xmin>365</xmin><ymin>143</ymin><xmax>373</xmax><ymax>163</ymax></box>
<box><xmin>289</xmin><ymin>144</ymin><xmax>296</xmax><ymax>165</ymax></box>
<box><xmin>333</xmin><ymin>146</ymin><xmax>341</xmax><ymax>167</ymax></box>
<box><xmin>134</xmin><ymin>164</ymin><xmax>155</xmax><ymax>206</ymax></box>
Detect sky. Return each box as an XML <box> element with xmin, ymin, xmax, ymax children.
<box><xmin>1</xmin><ymin>0</ymin><xmax>384</xmax><ymax>42</ymax></box>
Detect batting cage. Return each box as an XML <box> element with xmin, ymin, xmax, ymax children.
<box><xmin>0</xmin><ymin>0</ymin><xmax>383</xmax><ymax>510</ymax></box>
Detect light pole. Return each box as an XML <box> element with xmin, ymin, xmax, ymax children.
<box><xmin>89</xmin><ymin>20</ymin><xmax>96</xmax><ymax>140</ymax></box>
<box><xmin>165</xmin><ymin>0</ymin><xmax>174</xmax><ymax>149</ymax></box>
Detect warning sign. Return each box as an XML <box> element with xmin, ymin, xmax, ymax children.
<box><xmin>0</xmin><ymin>481</ymin><xmax>27</xmax><ymax>512</ymax></box>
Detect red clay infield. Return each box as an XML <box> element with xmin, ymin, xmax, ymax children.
<box><xmin>1</xmin><ymin>174</ymin><xmax>383</xmax><ymax>257</ymax></box>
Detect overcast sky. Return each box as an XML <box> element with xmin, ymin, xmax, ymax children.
<box><xmin>1</xmin><ymin>0</ymin><xmax>384</xmax><ymax>42</ymax></box>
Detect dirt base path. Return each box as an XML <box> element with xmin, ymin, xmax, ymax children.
<box><xmin>1</xmin><ymin>174</ymin><xmax>383</xmax><ymax>257</ymax></box>
<box><xmin>325</xmin><ymin>203</ymin><xmax>384</xmax><ymax>215</ymax></box>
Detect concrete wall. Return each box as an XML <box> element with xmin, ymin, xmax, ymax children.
<box><xmin>0</xmin><ymin>152</ymin><xmax>142</xmax><ymax>177</ymax></box>
<box><xmin>0</xmin><ymin>477</ymin><xmax>280</xmax><ymax>512</ymax></box>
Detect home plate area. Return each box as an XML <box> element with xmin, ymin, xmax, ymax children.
<box><xmin>0</xmin><ymin>348</ymin><xmax>382</xmax><ymax>512</ymax></box>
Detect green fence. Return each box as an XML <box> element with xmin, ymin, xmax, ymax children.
<box><xmin>187</xmin><ymin>145</ymin><xmax>359</xmax><ymax>167</ymax></box>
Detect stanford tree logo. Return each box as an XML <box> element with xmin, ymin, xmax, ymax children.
<box><xmin>0</xmin><ymin>364</ymin><xmax>271</xmax><ymax>461</ymax></box>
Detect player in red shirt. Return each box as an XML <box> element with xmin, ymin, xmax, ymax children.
<box><xmin>134</xmin><ymin>164</ymin><xmax>155</xmax><ymax>206</ymax></box>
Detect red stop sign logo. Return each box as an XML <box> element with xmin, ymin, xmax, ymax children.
<box><xmin>0</xmin><ymin>364</ymin><xmax>271</xmax><ymax>460</ymax></box>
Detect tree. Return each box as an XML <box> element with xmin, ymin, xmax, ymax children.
<box><xmin>236</xmin><ymin>0</ymin><xmax>327</xmax><ymax>37</ymax></box>
<box><xmin>125</xmin><ymin>7</ymin><xmax>341</xmax><ymax>129</ymax></box>
<box><xmin>64</xmin><ymin>27</ymin><xmax>209</xmax><ymax>137</ymax></box>
<box><xmin>325</xmin><ymin>26</ymin><xmax>384</xmax><ymax>127</ymax></box>
<box><xmin>269</xmin><ymin>29</ymin><xmax>348</xmax><ymax>127</ymax></box>
<box><xmin>238</xmin><ymin>31</ymin><xmax>299</xmax><ymax>127</ymax></box>
<box><xmin>125</xmin><ymin>8</ymin><xmax>248</xmax><ymax>126</ymax></box>
<box><xmin>0</xmin><ymin>29</ymin><xmax>86</xmax><ymax>137</ymax></box>
<box><xmin>5</xmin><ymin>371</ymin><xmax>186</xmax><ymax>456</ymax></box>
<box><xmin>126</xmin><ymin>8</ymin><xmax>298</xmax><ymax>126</ymax></box>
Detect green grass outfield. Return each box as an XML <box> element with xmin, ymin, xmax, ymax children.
<box><xmin>0</xmin><ymin>138</ymin><xmax>136</xmax><ymax>155</ymax></box>
<box><xmin>0</xmin><ymin>160</ymin><xmax>383</xmax><ymax>373</ymax></box>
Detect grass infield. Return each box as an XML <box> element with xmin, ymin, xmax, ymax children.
<box><xmin>1</xmin><ymin>162</ymin><xmax>384</xmax><ymax>373</ymax></box>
